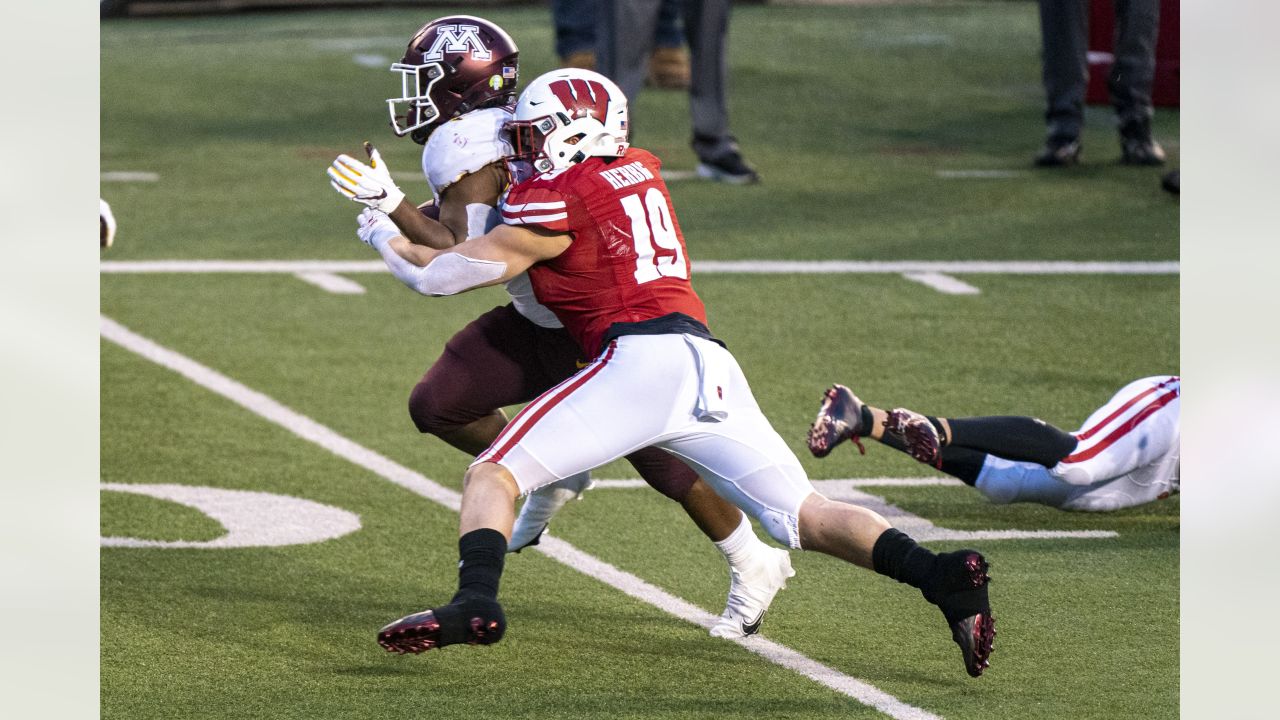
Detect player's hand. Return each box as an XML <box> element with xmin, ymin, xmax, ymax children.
<box><xmin>328</xmin><ymin>142</ymin><xmax>406</xmax><ymax>213</ymax></box>
<box><xmin>356</xmin><ymin>207</ymin><xmax>402</xmax><ymax>250</ymax></box>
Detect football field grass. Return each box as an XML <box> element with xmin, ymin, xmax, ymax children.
<box><xmin>101</xmin><ymin>3</ymin><xmax>1179</xmax><ymax>718</ymax></box>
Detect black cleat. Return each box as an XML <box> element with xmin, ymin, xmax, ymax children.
<box><xmin>1120</xmin><ymin>137</ymin><xmax>1166</xmax><ymax>165</ymax></box>
<box><xmin>951</xmin><ymin>611</ymin><xmax>997</xmax><ymax>679</ymax></box>
<box><xmin>1119</xmin><ymin>119</ymin><xmax>1166</xmax><ymax>166</ymax></box>
<box><xmin>883</xmin><ymin>408</ymin><xmax>942</xmax><ymax>468</ymax></box>
<box><xmin>928</xmin><ymin>550</ymin><xmax>996</xmax><ymax>678</ymax></box>
<box><xmin>377</xmin><ymin>597</ymin><xmax>506</xmax><ymax>654</ymax></box>
<box><xmin>808</xmin><ymin>384</ymin><xmax>867</xmax><ymax>457</ymax></box>
<box><xmin>1034</xmin><ymin>135</ymin><xmax>1082</xmax><ymax>167</ymax></box>
<box><xmin>696</xmin><ymin>147</ymin><xmax>760</xmax><ymax>185</ymax></box>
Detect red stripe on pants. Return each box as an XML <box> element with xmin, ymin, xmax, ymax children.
<box><xmin>479</xmin><ymin>343</ymin><xmax>617</xmax><ymax>464</ymax></box>
<box><xmin>1062</xmin><ymin>388</ymin><xmax>1179</xmax><ymax>464</ymax></box>
<box><xmin>1075</xmin><ymin>377</ymin><xmax>1179</xmax><ymax>442</ymax></box>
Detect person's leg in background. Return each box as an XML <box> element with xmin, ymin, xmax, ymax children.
<box><xmin>683</xmin><ymin>0</ymin><xmax>759</xmax><ymax>184</ymax></box>
<box><xmin>1034</xmin><ymin>0</ymin><xmax>1089</xmax><ymax>166</ymax></box>
<box><xmin>1111</xmin><ymin>0</ymin><xmax>1165</xmax><ymax>164</ymax></box>
<box><xmin>553</xmin><ymin>0</ymin><xmax>599</xmax><ymax>69</ymax></box>
<box><xmin>596</xmin><ymin>0</ymin><xmax>662</xmax><ymax>104</ymax></box>
<box><xmin>648</xmin><ymin>0</ymin><xmax>691</xmax><ymax>89</ymax></box>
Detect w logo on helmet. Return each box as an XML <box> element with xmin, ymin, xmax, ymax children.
<box><xmin>424</xmin><ymin>24</ymin><xmax>492</xmax><ymax>61</ymax></box>
<box><xmin>548</xmin><ymin>79</ymin><xmax>610</xmax><ymax>121</ymax></box>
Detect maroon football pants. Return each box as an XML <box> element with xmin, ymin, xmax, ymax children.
<box><xmin>408</xmin><ymin>304</ymin><xmax>698</xmax><ymax>502</ymax></box>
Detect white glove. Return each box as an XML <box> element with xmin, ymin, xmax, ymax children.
<box><xmin>328</xmin><ymin>142</ymin><xmax>406</xmax><ymax>213</ymax></box>
<box><xmin>356</xmin><ymin>208</ymin><xmax>402</xmax><ymax>251</ymax></box>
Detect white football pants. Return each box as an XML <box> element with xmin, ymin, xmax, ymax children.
<box><xmin>473</xmin><ymin>334</ymin><xmax>814</xmax><ymax>547</ymax></box>
<box><xmin>975</xmin><ymin>375</ymin><xmax>1180</xmax><ymax>511</ymax></box>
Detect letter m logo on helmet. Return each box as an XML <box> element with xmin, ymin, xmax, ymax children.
<box><xmin>424</xmin><ymin>24</ymin><xmax>492</xmax><ymax>61</ymax></box>
<box><xmin>547</xmin><ymin>79</ymin><xmax>610</xmax><ymax>121</ymax></box>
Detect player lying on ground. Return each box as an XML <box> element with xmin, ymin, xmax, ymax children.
<box><xmin>334</xmin><ymin>68</ymin><xmax>995</xmax><ymax>676</ymax></box>
<box><xmin>808</xmin><ymin>376</ymin><xmax>1180</xmax><ymax>511</ymax></box>
<box><xmin>327</xmin><ymin>15</ymin><xmax>791</xmax><ymax>639</ymax></box>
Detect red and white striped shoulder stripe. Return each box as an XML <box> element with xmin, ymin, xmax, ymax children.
<box><xmin>501</xmin><ymin>196</ymin><xmax>569</xmax><ymax>227</ymax></box>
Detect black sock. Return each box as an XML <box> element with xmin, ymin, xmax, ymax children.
<box><xmin>872</xmin><ymin>528</ymin><xmax>939</xmax><ymax>598</ymax></box>
<box><xmin>452</xmin><ymin>528</ymin><xmax>507</xmax><ymax>603</ymax></box>
<box><xmin>937</xmin><ymin>447</ymin><xmax>989</xmax><ymax>486</ymax></box>
<box><xmin>859</xmin><ymin>405</ymin><xmax>875</xmax><ymax>434</ymax></box>
<box><xmin>948</xmin><ymin>416</ymin><xmax>1077</xmax><ymax>467</ymax></box>
<box><xmin>924</xmin><ymin>415</ymin><xmax>948</xmax><ymax>443</ymax></box>
<box><xmin>877</xmin><ymin>430</ymin><xmax>908</xmax><ymax>453</ymax></box>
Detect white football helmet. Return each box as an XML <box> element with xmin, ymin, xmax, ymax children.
<box><xmin>506</xmin><ymin>68</ymin><xmax>629</xmax><ymax>174</ymax></box>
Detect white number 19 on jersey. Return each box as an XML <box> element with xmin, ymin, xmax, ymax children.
<box><xmin>621</xmin><ymin>188</ymin><xmax>688</xmax><ymax>284</ymax></box>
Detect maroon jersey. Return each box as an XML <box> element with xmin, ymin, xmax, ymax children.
<box><xmin>499</xmin><ymin>147</ymin><xmax>708</xmax><ymax>356</ymax></box>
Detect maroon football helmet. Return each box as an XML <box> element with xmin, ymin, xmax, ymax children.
<box><xmin>388</xmin><ymin>15</ymin><xmax>520</xmax><ymax>145</ymax></box>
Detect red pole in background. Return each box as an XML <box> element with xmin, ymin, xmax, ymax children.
<box><xmin>1086</xmin><ymin>0</ymin><xmax>1180</xmax><ymax>107</ymax></box>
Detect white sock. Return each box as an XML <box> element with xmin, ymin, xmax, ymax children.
<box><xmin>713</xmin><ymin>514</ymin><xmax>760</xmax><ymax>569</ymax></box>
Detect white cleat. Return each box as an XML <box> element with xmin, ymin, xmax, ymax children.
<box><xmin>709</xmin><ymin>547</ymin><xmax>796</xmax><ymax>639</ymax></box>
<box><xmin>509</xmin><ymin>473</ymin><xmax>594</xmax><ymax>552</ymax></box>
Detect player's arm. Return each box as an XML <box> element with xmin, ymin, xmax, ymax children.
<box><xmin>357</xmin><ymin>210</ymin><xmax>569</xmax><ymax>296</ymax></box>
<box><xmin>391</xmin><ymin>161</ymin><xmax>507</xmax><ymax>248</ymax></box>
<box><xmin>330</xmin><ymin>145</ymin><xmax>507</xmax><ymax>250</ymax></box>
<box><xmin>328</xmin><ymin>143</ymin><xmax>453</xmax><ymax>250</ymax></box>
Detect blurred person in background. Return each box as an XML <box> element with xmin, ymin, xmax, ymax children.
<box><xmin>553</xmin><ymin>0</ymin><xmax>691</xmax><ymax>89</ymax></box>
<box><xmin>1035</xmin><ymin>0</ymin><xmax>1166</xmax><ymax>167</ymax></box>
<box><xmin>597</xmin><ymin>0</ymin><xmax>758</xmax><ymax>184</ymax></box>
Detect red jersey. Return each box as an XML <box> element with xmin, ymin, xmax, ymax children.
<box><xmin>500</xmin><ymin>148</ymin><xmax>708</xmax><ymax>356</ymax></box>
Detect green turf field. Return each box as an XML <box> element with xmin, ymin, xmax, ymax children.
<box><xmin>101</xmin><ymin>3</ymin><xmax>1179</xmax><ymax>718</ymax></box>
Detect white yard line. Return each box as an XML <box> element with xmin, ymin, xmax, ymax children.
<box><xmin>100</xmin><ymin>483</ymin><xmax>361</xmax><ymax>549</ymax></box>
<box><xmin>352</xmin><ymin>53</ymin><xmax>389</xmax><ymax>68</ymax></box>
<box><xmin>101</xmin><ymin>259</ymin><xmax>1180</xmax><ymax>275</ymax></box>
<box><xmin>659</xmin><ymin>169</ymin><xmax>701</xmax><ymax>182</ymax></box>
<box><xmin>101</xmin><ymin>259</ymin><xmax>1175</xmax><ymax>297</ymax></box>
<box><xmin>692</xmin><ymin>260</ymin><xmax>1179</xmax><ymax>274</ymax></box>
<box><xmin>100</xmin><ymin>315</ymin><xmax>941</xmax><ymax>720</ymax></box>
<box><xmin>293</xmin><ymin>272</ymin><xmax>366</xmax><ymax>295</ymax></box>
<box><xmin>901</xmin><ymin>272</ymin><xmax>981</xmax><ymax>295</ymax></box>
<box><xmin>935</xmin><ymin>170</ymin><xmax>1023</xmax><ymax>179</ymax></box>
<box><xmin>101</xmin><ymin>171</ymin><xmax>160</xmax><ymax>182</ymax></box>
<box><xmin>102</xmin><ymin>260</ymin><xmax>388</xmax><ymax>274</ymax></box>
